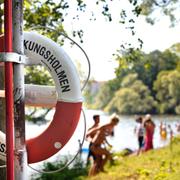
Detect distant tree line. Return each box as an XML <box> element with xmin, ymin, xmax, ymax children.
<box><xmin>85</xmin><ymin>43</ymin><xmax>180</xmax><ymax>115</ymax></box>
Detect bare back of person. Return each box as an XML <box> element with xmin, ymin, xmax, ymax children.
<box><xmin>88</xmin><ymin>114</ymin><xmax>119</xmax><ymax>176</ymax></box>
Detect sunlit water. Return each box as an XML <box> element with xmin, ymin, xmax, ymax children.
<box><xmin>26</xmin><ymin>109</ymin><xmax>180</xmax><ymax>176</ymax></box>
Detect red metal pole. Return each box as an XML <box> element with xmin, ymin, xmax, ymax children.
<box><xmin>4</xmin><ymin>0</ymin><xmax>14</xmax><ymax>180</ymax></box>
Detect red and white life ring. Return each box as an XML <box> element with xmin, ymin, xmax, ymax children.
<box><xmin>0</xmin><ymin>32</ymin><xmax>83</xmax><ymax>164</ymax></box>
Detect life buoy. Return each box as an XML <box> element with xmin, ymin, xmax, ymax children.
<box><xmin>0</xmin><ymin>131</ymin><xmax>6</xmax><ymax>162</ymax></box>
<box><xmin>0</xmin><ymin>32</ymin><xmax>83</xmax><ymax>164</ymax></box>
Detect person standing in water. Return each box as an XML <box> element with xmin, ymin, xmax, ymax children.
<box><xmin>160</xmin><ymin>121</ymin><xmax>167</xmax><ymax>141</ymax></box>
<box><xmin>86</xmin><ymin>115</ymin><xmax>100</xmax><ymax>166</ymax></box>
<box><xmin>143</xmin><ymin>114</ymin><xmax>156</xmax><ymax>151</ymax></box>
<box><xmin>134</xmin><ymin>116</ymin><xmax>145</xmax><ymax>155</ymax></box>
<box><xmin>87</xmin><ymin>114</ymin><xmax>119</xmax><ymax>176</ymax></box>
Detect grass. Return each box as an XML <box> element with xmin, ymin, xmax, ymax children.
<box><xmin>81</xmin><ymin>136</ymin><xmax>180</xmax><ymax>180</ymax></box>
<box><xmin>34</xmin><ymin>136</ymin><xmax>180</xmax><ymax>180</ymax></box>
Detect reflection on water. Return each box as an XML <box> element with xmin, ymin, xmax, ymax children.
<box><xmin>26</xmin><ymin>109</ymin><xmax>180</xmax><ymax>158</ymax></box>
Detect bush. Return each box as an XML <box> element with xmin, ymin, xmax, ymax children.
<box><xmin>31</xmin><ymin>155</ymin><xmax>88</xmax><ymax>180</ymax></box>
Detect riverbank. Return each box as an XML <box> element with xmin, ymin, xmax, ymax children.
<box><xmin>32</xmin><ymin>136</ymin><xmax>180</xmax><ymax>179</ymax></box>
<box><xmin>84</xmin><ymin>136</ymin><xmax>180</xmax><ymax>180</ymax></box>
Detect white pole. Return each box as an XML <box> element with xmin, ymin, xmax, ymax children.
<box><xmin>12</xmin><ymin>0</ymin><xmax>28</xmax><ymax>179</ymax></box>
<box><xmin>25</xmin><ymin>84</ymin><xmax>57</xmax><ymax>107</ymax></box>
<box><xmin>0</xmin><ymin>85</ymin><xmax>57</xmax><ymax>107</ymax></box>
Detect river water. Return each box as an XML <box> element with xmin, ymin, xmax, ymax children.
<box><xmin>26</xmin><ymin>109</ymin><xmax>180</xmax><ymax>164</ymax></box>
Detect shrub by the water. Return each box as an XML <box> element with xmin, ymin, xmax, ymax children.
<box><xmin>31</xmin><ymin>155</ymin><xmax>88</xmax><ymax>180</ymax></box>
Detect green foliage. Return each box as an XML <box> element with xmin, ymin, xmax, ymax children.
<box><xmin>25</xmin><ymin>107</ymin><xmax>51</xmax><ymax>124</ymax></box>
<box><xmin>140</xmin><ymin>0</ymin><xmax>180</xmax><ymax>27</ymax></box>
<box><xmin>105</xmin><ymin>73</ymin><xmax>156</xmax><ymax>114</ymax></box>
<box><xmin>24</xmin><ymin>0</ymin><xmax>66</xmax><ymax>41</ymax></box>
<box><xmin>153</xmin><ymin>70</ymin><xmax>180</xmax><ymax>114</ymax></box>
<box><xmin>94</xmin><ymin>79</ymin><xmax>120</xmax><ymax>109</ymax></box>
<box><xmin>25</xmin><ymin>66</ymin><xmax>54</xmax><ymax>85</ymax></box>
<box><xmin>32</xmin><ymin>155</ymin><xmax>88</xmax><ymax>180</ymax></box>
<box><xmin>170</xmin><ymin>43</ymin><xmax>180</xmax><ymax>55</ymax></box>
<box><xmin>92</xmin><ymin>46</ymin><xmax>180</xmax><ymax>114</ymax></box>
<box><xmin>115</xmin><ymin>49</ymin><xmax>179</xmax><ymax>91</ymax></box>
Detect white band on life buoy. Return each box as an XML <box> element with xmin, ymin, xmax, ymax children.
<box><xmin>24</xmin><ymin>32</ymin><xmax>82</xmax><ymax>103</ymax></box>
<box><xmin>0</xmin><ymin>32</ymin><xmax>83</xmax><ymax>164</ymax></box>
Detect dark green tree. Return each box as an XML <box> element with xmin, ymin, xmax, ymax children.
<box><xmin>153</xmin><ymin>70</ymin><xmax>180</xmax><ymax>114</ymax></box>
<box><xmin>94</xmin><ymin>46</ymin><xmax>179</xmax><ymax>114</ymax></box>
<box><xmin>105</xmin><ymin>73</ymin><xmax>156</xmax><ymax>114</ymax></box>
<box><xmin>115</xmin><ymin>49</ymin><xmax>179</xmax><ymax>92</ymax></box>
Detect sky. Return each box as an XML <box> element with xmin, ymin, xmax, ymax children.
<box><xmin>62</xmin><ymin>1</ymin><xmax>180</xmax><ymax>82</ymax></box>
